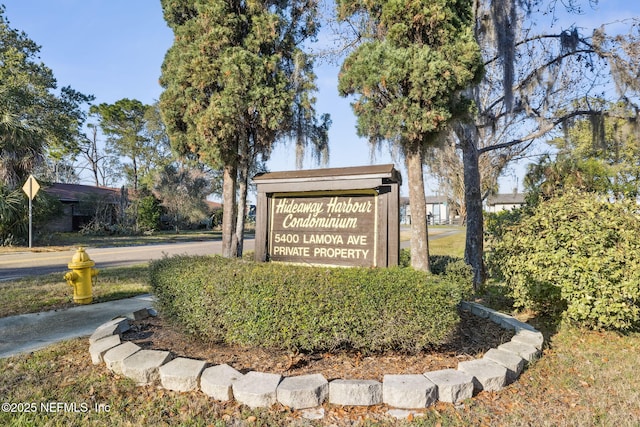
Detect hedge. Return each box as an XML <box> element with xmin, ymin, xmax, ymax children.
<box><xmin>486</xmin><ymin>190</ymin><xmax>640</xmax><ymax>331</ymax></box>
<box><xmin>149</xmin><ymin>255</ymin><xmax>471</xmax><ymax>354</ymax></box>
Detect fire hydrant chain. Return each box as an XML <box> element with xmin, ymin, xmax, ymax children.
<box><xmin>64</xmin><ymin>247</ymin><xmax>99</xmax><ymax>304</ymax></box>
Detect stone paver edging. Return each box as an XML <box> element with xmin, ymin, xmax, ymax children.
<box><xmin>88</xmin><ymin>301</ymin><xmax>543</xmax><ymax>416</ymax></box>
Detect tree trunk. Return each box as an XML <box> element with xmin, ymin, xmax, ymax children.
<box><xmin>234</xmin><ymin>137</ymin><xmax>250</xmax><ymax>258</ymax></box>
<box><xmin>459</xmin><ymin>124</ymin><xmax>486</xmax><ymax>289</ymax></box>
<box><xmin>92</xmin><ymin>165</ymin><xmax>99</xmax><ymax>187</ymax></box>
<box><xmin>88</xmin><ymin>127</ymin><xmax>100</xmax><ymax>187</ymax></box>
<box><xmin>234</xmin><ymin>175</ymin><xmax>248</xmax><ymax>257</ymax></box>
<box><xmin>221</xmin><ymin>162</ymin><xmax>237</xmax><ymax>258</ymax></box>
<box><xmin>132</xmin><ymin>157</ymin><xmax>138</xmax><ymax>192</ymax></box>
<box><xmin>405</xmin><ymin>149</ymin><xmax>430</xmax><ymax>272</ymax></box>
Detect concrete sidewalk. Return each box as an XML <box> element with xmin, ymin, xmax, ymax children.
<box><xmin>0</xmin><ymin>294</ymin><xmax>155</xmax><ymax>359</ymax></box>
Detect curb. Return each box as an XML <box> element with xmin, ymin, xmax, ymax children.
<box><xmin>88</xmin><ymin>301</ymin><xmax>543</xmax><ymax>415</ymax></box>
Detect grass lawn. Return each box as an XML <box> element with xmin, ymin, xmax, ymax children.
<box><xmin>1</xmin><ymin>327</ymin><xmax>639</xmax><ymax>426</ymax></box>
<box><xmin>0</xmin><ymin>229</ymin><xmax>226</xmax><ymax>254</ymax></box>
<box><xmin>1</xmin><ymin>228</ymin><xmax>640</xmax><ymax>425</ymax></box>
<box><xmin>428</xmin><ymin>231</ymin><xmax>465</xmax><ymax>258</ymax></box>
<box><xmin>51</xmin><ymin>229</ymin><xmax>233</xmax><ymax>248</ymax></box>
<box><xmin>0</xmin><ymin>265</ymin><xmax>151</xmax><ymax>318</ymax></box>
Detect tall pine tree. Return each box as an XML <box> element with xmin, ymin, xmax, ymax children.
<box><xmin>337</xmin><ymin>0</ymin><xmax>483</xmax><ymax>272</ymax></box>
<box><xmin>159</xmin><ymin>0</ymin><xmax>324</xmax><ymax>257</ymax></box>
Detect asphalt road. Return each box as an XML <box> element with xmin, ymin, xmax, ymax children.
<box><xmin>0</xmin><ymin>227</ymin><xmax>463</xmax><ymax>282</ymax></box>
<box><xmin>0</xmin><ymin>239</ymin><xmax>255</xmax><ymax>282</ymax></box>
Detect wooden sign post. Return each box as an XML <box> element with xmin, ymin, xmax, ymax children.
<box><xmin>22</xmin><ymin>175</ymin><xmax>40</xmax><ymax>248</ymax></box>
<box><xmin>253</xmin><ymin>164</ymin><xmax>401</xmax><ymax>268</ymax></box>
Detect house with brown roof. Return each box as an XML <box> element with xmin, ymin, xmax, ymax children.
<box><xmin>43</xmin><ymin>183</ymin><xmax>125</xmax><ymax>232</ymax></box>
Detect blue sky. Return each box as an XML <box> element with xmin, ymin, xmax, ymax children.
<box><xmin>3</xmin><ymin>1</ymin><xmax>639</xmax><ymax>197</ymax></box>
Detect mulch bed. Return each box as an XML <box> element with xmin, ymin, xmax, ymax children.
<box><xmin>122</xmin><ymin>309</ymin><xmax>514</xmax><ymax>382</ymax></box>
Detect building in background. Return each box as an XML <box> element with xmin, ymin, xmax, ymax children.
<box><xmin>484</xmin><ymin>192</ymin><xmax>526</xmax><ymax>213</ymax></box>
<box><xmin>43</xmin><ymin>183</ymin><xmax>123</xmax><ymax>232</ymax></box>
<box><xmin>402</xmin><ymin>191</ymin><xmax>526</xmax><ymax>226</ymax></box>
<box><xmin>403</xmin><ymin>195</ymin><xmax>455</xmax><ymax>225</ymax></box>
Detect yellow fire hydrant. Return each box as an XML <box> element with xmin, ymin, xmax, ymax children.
<box><xmin>64</xmin><ymin>247</ymin><xmax>98</xmax><ymax>304</ymax></box>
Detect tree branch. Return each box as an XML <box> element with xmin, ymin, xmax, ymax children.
<box><xmin>484</xmin><ymin>48</ymin><xmax>596</xmax><ymax>115</ymax></box>
<box><xmin>478</xmin><ymin>109</ymin><xmax>600</xmax><ymax>154</ymax></box>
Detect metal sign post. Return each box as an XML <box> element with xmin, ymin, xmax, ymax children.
<box><xmin>21</xmin><ymin>175</ymin><xmax>40</xmax><ymax>248</ymax></box>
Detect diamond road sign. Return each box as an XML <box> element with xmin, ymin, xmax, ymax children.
<box><xmin>22</xmin><ymin>175</ymin><xmax>40</xmax><ymax>200</ymax></box>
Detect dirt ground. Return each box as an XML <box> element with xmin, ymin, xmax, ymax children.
<box><xmin>122</xmin><ymin>309</ymin><xmax>514</xmax><ymax>382</ymax></box>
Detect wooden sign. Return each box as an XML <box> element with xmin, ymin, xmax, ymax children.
<box><xmin>269</xmin><ymin>191</ymin><xmax>377</xmax><ymax>267</ymax></box>
<box><xmin>254</xmin><ymin>164</ymin><xmax>401</xmax><ymax>268</ymax></box>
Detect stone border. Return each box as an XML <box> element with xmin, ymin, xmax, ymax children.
<box><xmin>88</xmin><ymin>302</ymin><xmax>543</xmax><ymax>415</ymax></box>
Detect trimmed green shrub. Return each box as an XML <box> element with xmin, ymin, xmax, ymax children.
<box><xmin>486</xmin><ymin>190</ymin><xmax>640</xmax><ymax>331</ymax></box>
<box><xmin>149</xmin><ymin>256</ymin><xmax>471</xmax><ymax>353</ymax></box>
<box><xmin>399</xmin><ymin>247</ymin><xmax>411</xmax><ymax>268</ymax></box>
